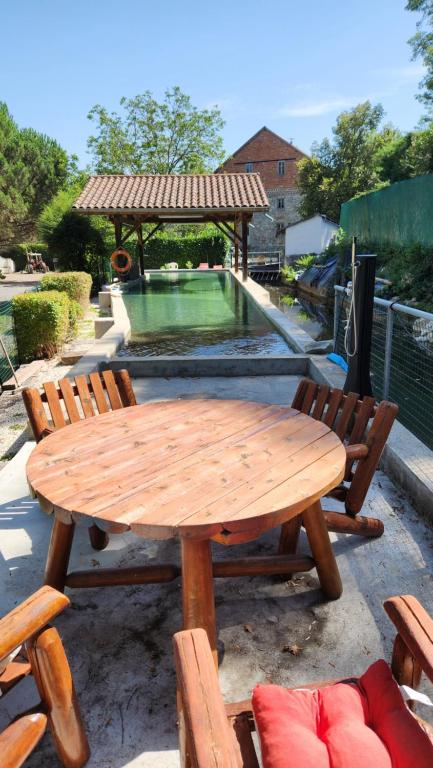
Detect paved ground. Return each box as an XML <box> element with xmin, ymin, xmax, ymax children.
<box><xmin>0</xmin><ymin>272</ymin><xmax>43</xmax><ymax>300</ymax></box>
<box><xmin>1</xmin><ymin>375</ymin><xmax>433</xmax><ymax>767</ymax></box>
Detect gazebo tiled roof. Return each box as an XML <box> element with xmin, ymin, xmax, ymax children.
<box><xmin>73</xmin><ymin>173</ymin><xmax>269</xmax><ymax>215</ymax></box>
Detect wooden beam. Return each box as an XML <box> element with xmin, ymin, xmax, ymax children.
<box><xmin>113</xmin><ymin>218</ymin><xmax>122</xmax><ymax>249</ymax></box>
<box><xmin>136</xmin><ymin>225</ymin><xmax>144</xmax><ymax>276</ymax></box>
<box><xmin>211</xmin><ymin>221</ymin><xmax>235</xmax><ymax>243</ymax></box>
<box><xmin>142</xmin><ymin>222</ymin><xmax>163</xmax><ymax>246</ymax></box>
<box><xmin>241</xmin><ymin>214</ymin><xmax>249</xmax><ymax>281</ymax></box>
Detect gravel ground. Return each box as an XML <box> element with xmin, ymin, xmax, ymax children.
<box><xmin>0</xmin><ymin>358</ymin><xmax>73</xmax><ymax>468</ymax></box>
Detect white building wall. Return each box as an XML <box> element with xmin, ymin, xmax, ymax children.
<box><xmin>285</xmin><ymin>215</ymin><xmax>338</xmax><ymax>259</ymax></box>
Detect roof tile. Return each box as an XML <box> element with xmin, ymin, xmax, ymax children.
<box><xmin>73</xmin><ymin>173</ymin><xmax>269</xmax><ymax>214</ymax></box>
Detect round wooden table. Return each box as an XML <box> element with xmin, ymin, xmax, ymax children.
<box><xmin>27</xmin><ymin>399</ymin><xmax>346</xmax><ymax>661</ymax></box>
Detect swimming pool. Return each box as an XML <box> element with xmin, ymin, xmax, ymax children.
<box><xmin>118</xmin><ymin>271</ymin><xmax>292</xmax><ymax>356</ymax></box>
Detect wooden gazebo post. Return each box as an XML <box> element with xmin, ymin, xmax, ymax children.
<box><xmin>234</xmin><ymin>215</ymin><xmax>239</xmax><ymax>273</ymax></box>
<box><xmin>136</xmin><ymin>224</ymin><xmax>145</xmax><ymax>275</ymax></box>
<box><xmin>241</xmin><ymin>214</ymin><xmax>249</xmax><ymax>282</ymax></box>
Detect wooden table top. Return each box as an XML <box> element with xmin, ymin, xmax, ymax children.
<box><xmin>27</xmin><ymin>399</ymin><xmax>346</xmax><ymax>542</ymax></box>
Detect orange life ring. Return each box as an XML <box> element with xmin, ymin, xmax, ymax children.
<box><xmin>111</xmin><ymin>248</ymin><xmax>132</xmax><ymax>274</ymax></box>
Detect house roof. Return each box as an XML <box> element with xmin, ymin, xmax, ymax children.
<box><xmin>73</xmin><ymin>173</ymin><xmax>269</xmax><ymax>216</ymax></box>
<box><xmin>285</xmin><ymin>213</ymin><xmax>339</xmax><ymax>231</ymax></box>
<box><xmin>216</xmin><ymin>126</ymin><xmax>309</xmax><ymax>171</ymax></box>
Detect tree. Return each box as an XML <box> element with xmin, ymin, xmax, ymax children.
<box><xmin>87</xmin><ymin>86</ymin><xmax>225</xmax><ymax>174</ymax></box>
<box><xmin>406</xmin><ymin>0</ymin><xmax>433</xmax><ymax>111</ymax></box>
<box><xmin>0</xmin><ymin>103</ymin><xmax>69</xmax><ymax>244</ymax></box>
<box><xmin>297</xmin><ymin>102</ymin><xmax>396</xmax><ymax>221</ymax></box>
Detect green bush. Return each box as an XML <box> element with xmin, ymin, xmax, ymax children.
<box><xmin>12</xmin><ymin>291</ymin><xmax>71</xmax><ymax>362</ymax></box>
<box><xmin>295</xmin><ymin>253</ymin><xmax>316</xmax><ymax>269</ymax></box>
<box><xmin>40</xmin><ymin>271</ymin><xmax>92</xmax><ymax>306</ymax></box>
<box><xmin>281</xmin><ymin>265</ymin><xmax>297</xmax><ymax>283</ymax></box>
<box><xmin>68</xmin><ymin>299</ymin><xmax>84</xmax><ymax>335</ymax></box>
<box><xmin>143</xmin><ymin>233</ymin><xmax>228</xmax><ymax>268</ymax></box>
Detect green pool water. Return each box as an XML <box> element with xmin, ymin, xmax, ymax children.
<box><xmin>118</xmin><ymin>271</ymin><xmax>292</xmax><ymax>356</ymax></box>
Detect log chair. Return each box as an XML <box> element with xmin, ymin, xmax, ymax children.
<box><xmin>174</xmin><ymin>594</ymin><xmax>433</xmax><ymax>768</ymax></box>
<box><xmin>0</xmin><ymin>586</ymin><xmax>89</xmax><ymax>768</ymax></box>
<box><xmin>22</xmin><ymin>369</ymin><xmax>137</xmax><ymax>552</ymax></box>
<box><xmin>278</xmin><ymin>377</ymin><xmax>398</xmax><ymax>555</ymax></box>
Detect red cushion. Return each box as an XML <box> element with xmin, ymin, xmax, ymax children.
<box><xmin>252</xmin><ymin>659</ymin><xmax>433</xmax><ymax>768</ymax></box>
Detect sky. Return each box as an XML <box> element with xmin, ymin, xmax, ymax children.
<box><xmin>1</xmin><ymin>0</ymin><xmax>427</xmax><ymax>166</ymax></box>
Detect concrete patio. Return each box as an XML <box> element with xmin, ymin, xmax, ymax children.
<box><xmin>1</xmin><ymin>375</ymin><xmax>433</xmax><ymax>767</ymax></box>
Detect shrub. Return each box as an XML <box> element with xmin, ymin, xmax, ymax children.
<box><xmin>281</xmin><ymin>265</ymin><xmax>297</xmax><ymax>283</ymax></box>
<box><xmin>68</xmin><ymin>299</ymin><xmax>84</xmax><ymax>336</ymax></box>
<box><xmin>40</xmin><ymin>271</ymin><xmax>92</xmax><ymax>307</ymax></box>
<box><xmin>12</xmin><ymin>291</ymin><xmax>71</xmax><ymax>362</ymax></box>
<box><xmin>143</xmin><ymin>233</ymin><xmax>228</xmax><ymax>268</ymax></box>
<box><xmin>295</xmin><ymin>253</ymin><xmax>316</xmax><ymax>269</ymax></box>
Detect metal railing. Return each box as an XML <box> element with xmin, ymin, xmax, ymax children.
<box><xmin>334</xmin><ymin>286</ymin><xmax>433</xmax><ymax>450</ymax></box>
<box><xmin>229</xmin><ymin>250</ymin><xmax>282</xmax><ymax>268</ymax></box>
<box><xmin>0</xmin><ymin>301</ymin><xmax>19</xmax><ymax>387</ymax></box>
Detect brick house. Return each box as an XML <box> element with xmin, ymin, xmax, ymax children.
<box><xmin>217</xmin><ymin>126</ymin><xmax>308</xmax><ymax>256</ymax></box>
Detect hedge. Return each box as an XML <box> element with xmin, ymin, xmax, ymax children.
<box><xmin>40</xmin><ymin>271</ymin><xmax>92</xmax><ymax>307</ymax></box>
<box><xmin>12</xmin><ymin>291</ymin><xmax>73</xmax><ymax>362</ymax></box>
<box><xmin>0</xmin><ymin>243</ymin><xmax>51</xmax><ymax>271</ymax></box>
<box><xmin>141</xmin><ymin>234</ymin><xmax>228</xmax><ymax>268</ymax></box>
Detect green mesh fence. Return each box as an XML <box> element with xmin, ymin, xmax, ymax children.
<box><xmin>0</xmin><ymin>301</ymin><xmax>19</xmax><ymax>386</ymax></box>
<box><xmin>340</xmin><ymin>174</ymin><xmax>433</xmax><ymax>247</ymax></box>
<box><xmin>334</xmin><ymin>290</ymin><xmax>433</xmax><ymax>450</ymax></box>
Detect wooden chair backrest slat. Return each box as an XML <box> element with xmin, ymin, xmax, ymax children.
<box><xmin>88</xmin><ymin>372</ymin><xmax>110</xmax><ymax>414</ymax></box>
<box><xmin>58</xmin><ymin>378</ymin><xmax>81</xmax><ymax>423</ymax></box>
<box><xmin>323</xmin><ymin>388</ymin><xmax>344</xmax><ymax>428</ymax></box>
<box><xmin>101</xmin><ymin>370</ymin><xmax>123</xmax><ymax>410</ymax></box>
<box><xmin>334</xmin><ymin>392</ymin><xmax>359</xmax><ymax>441</ymax></box>
<box><xmin>115</xmin><ymin>368</ymin><xmax>138</xmax><ymax>408</ymax></box>
<box><xmin>311</xmin><ymin>385</ymin><xmax>330</xmax><ymax>421</ymax></box>
<box><xmin>23</xmin><ymin>370</ymin><xmax>137</xmax><ymax>443</ymax></box>
<box><xmin>42</xmin><ymin>382</ymin><xmax>67</xmax><ymax>430</ymax></box>
<box><xmin>75</xmin><ymin>375</ymin><xmax>95</xmax><ymax>418</ymax></box>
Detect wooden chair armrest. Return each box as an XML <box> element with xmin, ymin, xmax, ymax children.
<box><xmin>0</xmin><ymin>587</ymin><xmax>69</xmax><ymax>663</ymax></box>
<box><xmin>345</xmin><ymin>443</ymin><xmax>369</xmax><ymax>461</ymax></box>
<box><xmin>0</xmin><ymin>714</ymin><xmax>47</xmax><ymax>768</ymax></box>
<box><xmin>173</xmin><ymin>629</ymin><xmax>242</xmax><ymax>768</ymax></box>
<box><xmin>384</xmin><ymin>595</ymin><xmax>433</xmax><ymax>683</ymax></box>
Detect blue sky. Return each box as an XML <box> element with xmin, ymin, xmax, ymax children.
<box><xmin>1</xmin><ymin>0</ymin><xmax>426</xmax><ymax>165</ymax></box>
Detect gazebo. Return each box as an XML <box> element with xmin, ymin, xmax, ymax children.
<box><xmin>73</xmin><ymin>173</ymin><xmax>269</xmax><ymax>280</ymax></box>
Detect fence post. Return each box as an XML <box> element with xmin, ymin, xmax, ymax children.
<box><xmin>383</xmin><ymin>304</ymin><xmax>394</xmax><ymax>400</ymax></box>
<box><xmin>333</xmin><ymin>287</ymin><xmax>340</xmax><ymax>352</ymax></box>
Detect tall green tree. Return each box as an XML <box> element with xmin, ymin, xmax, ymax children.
<box><xmin>87</xmin><ymin>86</ymin><xmax>225</xmax><ymax>174</ymax></box>
<box><xmin>297</xmin><ymin>102</ymin><xmax>397</xmax><ymax>221</ymax></box>
<box><xmin>406</xmin><ymin>0</ymin><xmax>433</xmax><ymax>111</ymax></box>
<box><xmin>0</xmin><ymin>103</ymin><xmax>69</xmax><ymax>244</ymax></box>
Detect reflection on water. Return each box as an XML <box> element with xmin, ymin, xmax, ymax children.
<box><xmin>119</xmin><ymin>272</ymin><xmax>292</xmax><ymax>356</ymax></box>
<box><xmin>266</xmin><ymin>285</ymin><xmax>334</xmax><ymax>341</ymax></box>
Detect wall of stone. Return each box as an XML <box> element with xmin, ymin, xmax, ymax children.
<box><xmin>248</xmin><ymin>188</ymin><xmax>302</xmax><ymax>254</ymax></box>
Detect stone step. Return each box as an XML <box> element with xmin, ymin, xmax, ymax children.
<box><xmin>2</xmin><ymin>360</ymin><xmax>45</xmax><ymax>390</ymax></box>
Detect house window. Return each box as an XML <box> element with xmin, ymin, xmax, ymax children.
<box><xmin>277</xmin><ymin>197</ymin><xmax>285</xmax><ymax>209</ymax></box>
<box><xmin>276</xmin><ymin>223</ymin><xmax>285</xmax><ymax>236</ymax></box>
<box><xmin>278</xmin><ymin>160</ymin><xmax>285</xmax><ymax>175</ymax></box>
<box><xmin>245</xmin><ymin>162</ymin><xmax>253</xmax><ymax>173</ymax></box>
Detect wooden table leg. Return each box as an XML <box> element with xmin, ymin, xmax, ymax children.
<box><xmin>45</xmin><ymin>518</ymin><xmax>75</xmax><ymax>592</ymax></box>
<box><xmin>278</xmin><ymin>515</ymin><xmax>302</xmax><ymax>555</ymax></box>
<box><xmin>181</xmin><ymin>538</ymin><xmax>217</xmax><ymax>667</ymax></box>
<box><xmin>303</xmin><ymin>500</ymin><xmax>342</xmax><ymax>600</ymax></box>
